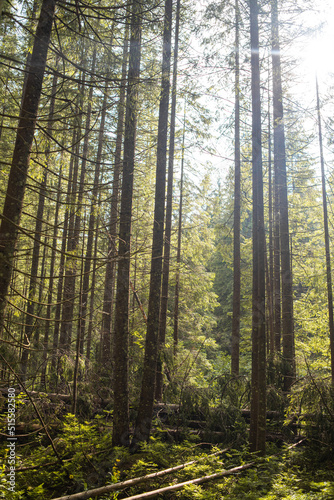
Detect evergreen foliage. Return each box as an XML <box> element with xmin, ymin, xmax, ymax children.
<box><xmin>0</xmin><ymin>0</ymin><xmax>334</xmax><ymax>495</ymax></box>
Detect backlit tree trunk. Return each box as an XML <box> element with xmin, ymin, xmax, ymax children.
<box><xmin>231</xmin><ymin>0</ymin><xmax>241</xmax><ymax>377</ymax></box>
<box><xmin>249</xmin><ymin>0</ymin><xmax>266</xmax><ymax>456</ymax></box>
<box><xmin>112</xmin><ymin>0</ymin><xmax>143</xmax><ymax>447</ymax></box>
<box><xmin>59</xmin><ymin>51</ymin><xmax>96</xmax><ymax>354</ymax></box>
<box><xmin>271</xmin><ymin>0</ymin><xmax>295</xmax><ymax>390</ymax></box>
<box><xmin>173</xmin><ymin>110</ymin><xmax>185</xmax><ymax>357</ymax></box>
<box><xmin>20</xmin><ymin>66</ymin><xmax>58</xmax><ymax>382</ymax></box>
<box><xmin>155</xmin><ymin>0</ymin><xmax>181</xmax><ymax>401</ymax></box>
<box><xmin>100</xmin><ymin>26</ymin><xmax>129</xmax><ymax>368</ymax></box>
<box><xmin>132</xmin><ymin>0</ymin><xmax>172</xmax><ymax>447</ymax></box>
<box><xmin>0</xmin><ymin>0</ymin><xmax>56</xmax><ymax>334</ymax></box>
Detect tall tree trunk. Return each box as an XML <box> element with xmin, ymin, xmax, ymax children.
<box><xmin>267</xmin><ymin>80</ymin><xmax>275</xmax><ymax>355</ymax></box>
<box><xmin>57</xmin><ymin>130</ymin><xmax>81</xmax><ymax>356</ymax></box>
<box><xmin>20</xmin><ymin>65</ymin><xmax>58</xmax><ymax>382</ymax></box>
<box><xmin>73</xmin><ymin>41</ymin><xmax>112</xmax><ymax>406</ymax></box>
<box><xmin>316</xmin><ymin>78</ymin><xmax>334</xmax><ymax>385</ymax></box>
<box><xmin>77</xmin><ymin>57</ymin><xmax>109</xmax><ymax>371</ymax></box>
<box><xmin>51</xmin><ymin>127</ymin><xmax>78</xmax><ymax>381</ymax></box>
<box><xmin>59</xmin><ymin>51</ymin><xmax>96</xmax><ymax>354</ymax></box>
<box><xmin>132</xmin><ymin>0</ymin><xmax>172</xmax><ymax>448</ymax></box>
<box><xmin>55</xmin><ymin>74</ymin><xmax>85</xmax><ymax>375</ymax></box>
<box><xmin>273</xmin><ymin>158</ymin><xmax>281</xmax><ymax>351</ymax></box>
<box><xmin>173</xmin><ymin>110</ymin><xmax>185</xmax><ymax>357</ymax></box>
<box><xmin>41</xmin><ymin>160</ymin><xmax>63</xmax><ymax>389</ymax></box>
<box><xmin>155</xmin><ymin>0</ymin><xmax>181</xmax><ymax>401</ymax></box>
<box><xmin>100</xmin><ymin>26</ymin><xmax>129</xmax><ymax>367</ymax></box>
<box><xmin>72</xmin><ymin>209</ymin><xmax>86</xmax><ymax>414</ymax></box>
<box><xmin>249</xmin><ymin>0</ymin><xmax>266</xmax><ymax>456</ymax></box>
<box><xmin>0</xmin><ymin>0</ymin><xmax>56</xmax><ymax>334</ymax></box>
<box><xmin>85</xmin><ymin>215</ymin><xmax>99</xmax><ymax>368</ymax></box>
<box><xmin>112</xmin><ymin>0</ymin><xmax>143</xmax><ymax>448</ymax></box>
<box><xmin>271</xmin><ymin>0</ymin><xmax>295</xmax><ymax>390</ymax></box>
<box><xmin>231</xmin><ymin>0</ymin><xmax>241</xmax><ymax>377</ymax></box>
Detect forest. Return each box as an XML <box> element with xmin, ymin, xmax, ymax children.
<box><xmin>1</xmin><ymin>0</ymin><xmax>334</xmax><ymax>498</ymax></box>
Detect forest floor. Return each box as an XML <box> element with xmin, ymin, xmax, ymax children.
<box><xmin>1</xmin><ymin>406</ymin><xmax>334</xmax><ymax>500</ymax></box>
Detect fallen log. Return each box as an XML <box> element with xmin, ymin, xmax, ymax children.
<box><xmin>240</xmin><ymin>409</ymin><xmax>281</xmax><ymax>420</ymax></box>
<box><xmin>0</xmin><ymin>388</ymin><xmax>72</xmax><ymax>402</ymax></box>
<box><xmin>118</xmin><ymin>461</ymin><xmax>255</xmax><ymax>500</ymax></box>
<box><xmin>117</xmin><ymin>439</ymin><xmax>306</xmax><ymax>500</ymax></box>
<box><xmin>50</xmin><ymin>448</ymin><xmax>229</xmax><ymax>500</ymax></box>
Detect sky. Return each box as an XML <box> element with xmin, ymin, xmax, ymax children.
<box><xmin>179</xmin><ymin>0</ymin><xmax>334</xmax><ymax>187</ymax></box>
<box><xmin>292</xmin><ymin>0</ymin><xmax>334</xmax><ymax>174</ymax></box>
<box><xmin>298</xmin><ymin>0</ymin><xmax>334</xmax><ymax>85</ymax></box>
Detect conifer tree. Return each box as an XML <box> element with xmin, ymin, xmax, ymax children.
<box><xmin>0</xmin><ymin>0</ymin><xmax>57</xmax><ymax>336</ymax></box>
<box><xmin>101</xmin><ymin>26</ymin><xmax>129</xmax><ymax>368</ymax></box>
<box><xmin>156</xmin><ymin>0</ymin><xmax>181</xmax><ymax>401</ymax></box>
<box><xmin>231</xmin><ymin>0</ymin><xmax>241</xmax><ymax>376</ymax></box>
<box><xmin>271</xmin><ymin>0</ymin><xmax>295</xmax><ymax>390</ymax></box>
<box><xmin>249</xmin><ymin>0</ymin><xmax>266</xmax><ymax>455</ymax></box>
<box><xmin>112</xmin><ymin>0</ymin><xmax>143</xmax><ymax>447</ymax></box>
<box><xmin>132</xmin><ymin>0</ymin><xmax>173</xmax><ymax>447</ymax></box>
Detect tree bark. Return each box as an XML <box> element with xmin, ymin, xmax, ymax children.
<box><xmin>20</xmin><ymin>65</ymin><xmax>58</xmax><ymax>382</ymax></box>
<box><xmin>41</xmin><ymin>158</ymin><xmax>62</xmax><ymax>389</ymax></box>
<box><xmin>85</xmin><ymin>214</ymin><xmax>99</xmax><ymax>366</ymax></box>
<box><xmin>51</xmin><ymin>127</ymin><xmax>78</xmax><ymax>381</ymax></box>
<box><xmin>231</xmin><ymin>0</ymin><xmax>241</xmax><ymax>376</ymax></box>
<box><xmin>59</xmin><ymin>51</ymin><xmax>96</xmax><ymax>353</ymax></box>
<box><xmin>273</xmin><ymin>156</ymin><xmax>281</xmax><ymax>351</ymax></box>
<box><xmin>100</xmin><ymin>25</ymin><xmax>129</xmax><ymax>367</ymax></box>
<box><xmin>0</xmin><ymin>0</ymin><xmax>56</xmax><ymax>334</ymax></box>
<box><xmin>112</xmin><ymin>0</ymin><xmax>143</xmax><ymax>447</ymax></box>
<box><xmin>155</xmin><ymin>0</ymin><xmax>181</xmax><ymax>401</ymax></box>
<box><xmin>267</xmin><ymin>84</ymin><xmax>275</xmax><ymax>354</ymax></box>
<box><xmin>77</xmin><ymin>53</ymin><xmax>109</xmax><ymax>367</ymax></box>
<box><xmin>271</xmin><ymin>0</ymin><xmax>295</xmax><ymax>390</ymax></box>
<box><xmin>173</xmin><ymin>111</ymin><xmax>185</xmax><ymax>357</ymax></box>
<box><xmin>132</xmin><ymin>0</ymin><xmax>172</xmax><ymax>447</ymax></box>
<box><xmin>249</xmin><ymin>0</ymin><xmax>266</xmax><ymax>456</ymax></box>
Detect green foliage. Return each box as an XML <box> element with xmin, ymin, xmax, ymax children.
<box><xmin>286</xmin><ymin>375</ymin><xmax>334</xmax><ymax>450</ymax></box>
<box><xmin>1</xmin><ymin>402</ymin><xmax>334</xmax><ymax>500</ymax></box>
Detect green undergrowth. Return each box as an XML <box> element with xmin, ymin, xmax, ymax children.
<box><xmin>1</xmin><ymin>378</ymin><xmax>334</xmax><ymax>499</ymax></box>
<box><xmin>1</xmin><ymin>411</ymin><xmax>334</xmax><ymax>500</ymax></box>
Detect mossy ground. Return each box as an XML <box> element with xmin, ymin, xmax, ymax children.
<box><xmin>1</xmin><ymin>410</ymin><xmax>334</xmax><ymax>499</ymax></box>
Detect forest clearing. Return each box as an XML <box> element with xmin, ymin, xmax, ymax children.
<box><xmin>1</xmin><ymin>0</ymin><xmax>334</xmax><ymax>498</ymax></box>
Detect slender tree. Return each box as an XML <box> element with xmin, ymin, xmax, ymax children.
<box><xmin>267</xmin><ymin>84</ymin><xmax>275</xmax><ymax>354</ymax></box>
<box><xmin>273</xmin><ymin>149</ymin><xmax>281</xmax><ymax>351</ymax></box>
<box><xmin>132</xmin><ymin>0</ymin><xmax>173</xmax><ymax>447</ymax></box>
<box><xmin>51</xmin><ymin>125</ymin><xmax>80</xmax><ymax>380</ymax></box>
<box><xmin>0</xmin><ymin>0</ymin><xmax>57</xmax><ymax>334</ymax></box>
<box><xmin>41</xmin><ymin>158</ymin><xmax>63</xmax><ymax>388</ymax></box>
<box><xmin>173</xmin><ymin>112</ymin><xmax>185</xmax><ymax>357</ymax></box>
<box><xmin>316</xmin><ymin>77</ymin><xmax>334</xmax><ymax>385</ymax></box>
<box><xmin>77</xmin><ymin>48</ymin><xmax>110</xmax><ymax>366</ymax></box>
<box><xmin>112</xmin><ymin>0</ymin><xmax>143</xmax><ymax>447</ymax></box>
<box><xmin>100</xmin><ymin>25</ymin><xmax>129</xmax><ymax>367</ymax></box>
<box><xmin>249</xmin><ymin>0</ymin><xmax>266</xmax><ymax>455</ymax></box>
<box><xmin>85</xmin><ymin>215</ymin><xmax>99</xmax><ymax>366</ymax></box>
<box><xmin>156</xmin><ymin>0</ymin><xmax>181</xmax><ymax>401</ymax></box>
<box><xmin>20</xmin><ymin>66</ymin><xmax>58</xmax><ymax>382</ymax></box>
<box><xmin>59</xmin><ymin>50</ymin><xmax>97</xmax><ymax>354</ymax></box>
<box><xmin>231</xmin><ymin>0</ymin><xmax>241</xmax><ymax>376</ymax></box>
<box><xmin>271</xmin><ymin>0</ymin><xmax>295</xmax><ymax>390</ymax></box>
